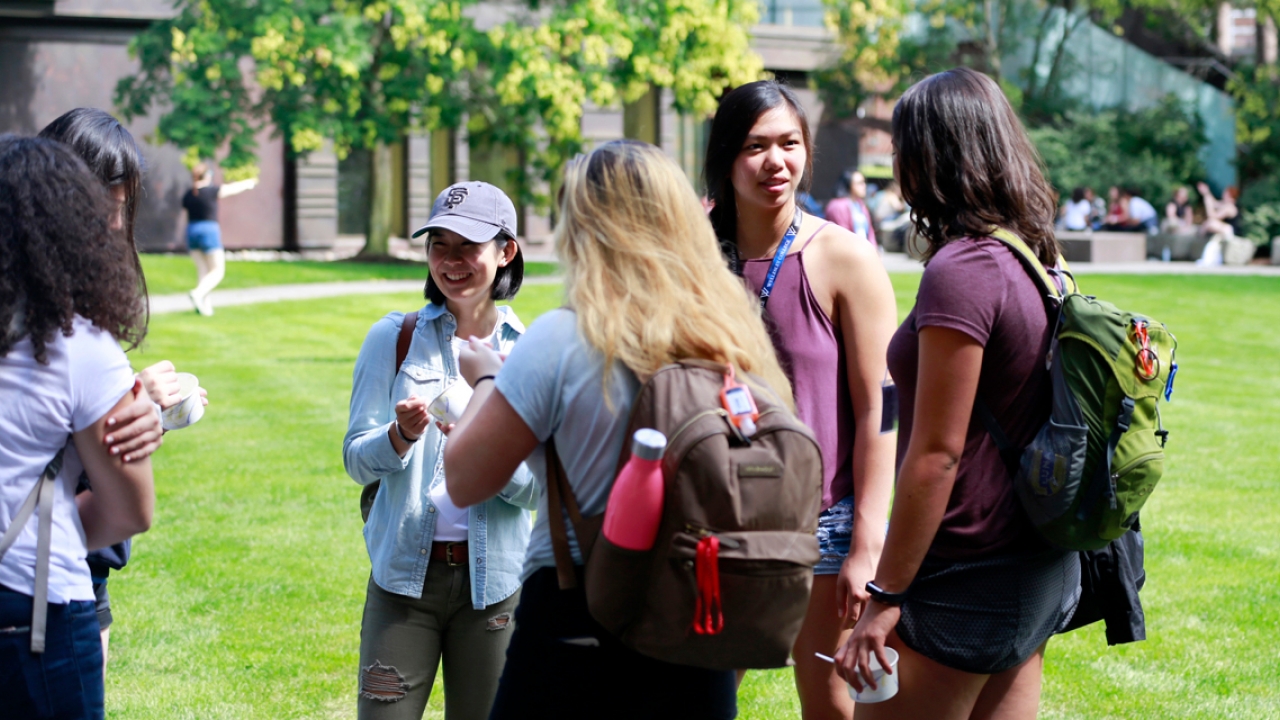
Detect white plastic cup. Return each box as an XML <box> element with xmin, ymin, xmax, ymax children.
<box><xmin>428</xmin><ymin>381</ymin><xmax>474</xmax><ymax>425</ymax></box>
<box><xmin>161</xmin><ymin>372</ymin><xmax>205</xmax><ymax>431</ymax></box>
<box><xmin>848</xmin><ymin>647</ymin><xmax>900</xmax><ymax>704</ymax></box>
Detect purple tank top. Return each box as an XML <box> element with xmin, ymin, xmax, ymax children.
<box><xmin>742</xmin><ymin>225</ymin><xmax>853</xmax><ymax>511</ymax></box>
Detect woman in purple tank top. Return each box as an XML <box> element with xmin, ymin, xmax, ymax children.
<box><xmin>705</xmin><ymin>81</ymin><xmax>898</xmax><ymax>717</ymax></box>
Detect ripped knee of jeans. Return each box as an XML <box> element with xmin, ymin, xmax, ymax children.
<box><xmin>487</xmin><ymin>612</ymin><xmax>512</xmax><ymax>631</ymax></box>
<box><xmin>360</xmin><ymin>660</ymin><xmax>408</xmax><ymax>702</ymax></box>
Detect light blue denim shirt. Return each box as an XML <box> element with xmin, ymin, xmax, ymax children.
<box><xmin>343</xmin><ymin>303</ymin><xmax>536</xmax><ymax>607</ymax></box>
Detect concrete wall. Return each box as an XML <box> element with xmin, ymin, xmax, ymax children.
<box><xmin>0</xmin><ymin>23</ymin><xmax>286</xmax><ymax>251</ymax></box>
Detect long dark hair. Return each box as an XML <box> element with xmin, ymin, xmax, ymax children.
<box><xmin>893</xmin><ymin>68</ymin><xmax>1060</xmax><ymax>265</ymax></box>
<box><xmin>39</xmin><ymin>108</ymin><xmax>149</xmax><ymax>317</ymax></box>
<box><xmin>39</xmin><ymin>108</ymin><xmax>145</xmax><ymax>251</ymax></box>
<box><xmin>704</xmin><ymin>80</ymin><xmax>814</xmax><ymax>245</ymax></box>
<box><xmin>0</xmin><ymin>136</ymin><xmax>147</xmax><ymax>363</ymax></box>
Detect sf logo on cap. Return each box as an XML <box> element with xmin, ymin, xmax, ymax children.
<box><xmin>445</xmin><ymin>187</ymin><xmax>469</xmax><ymax>209</ymax></box>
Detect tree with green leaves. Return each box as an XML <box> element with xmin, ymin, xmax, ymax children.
<box><xmin>117</xmin><ymin>0</ymin><xmax>762</xmax><ymax>255</ymax></box>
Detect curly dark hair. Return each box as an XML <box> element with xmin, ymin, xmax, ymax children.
<box><xmin>893</xmin><ymin>67</ymin><xmax>1060</xmax><ymax>265</ymax></box>
<box><xmin>0</xmin><ymin>135</ymin><xmax>147</xmax><ymax>363</ymax></box>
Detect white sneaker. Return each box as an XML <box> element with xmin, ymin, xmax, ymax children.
<box><xmin>199</xmin><ymin>294</ymin><xmax>215</xmax><ymax>316</ymax></box>
<box><xmin>189</xmin><ymin>291</ymin><xmax>204</xmax><ymax>315</ymax></box>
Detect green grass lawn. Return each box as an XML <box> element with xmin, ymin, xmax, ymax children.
<box><xmin>107</xmin><ymin>273</ymin><xmax>1278</xmax><ymax>718</ymax></box>
<box><xmin>139</xmin><ymin>253</ymin><xmax>558</xmax><ymax>296</ymax></box>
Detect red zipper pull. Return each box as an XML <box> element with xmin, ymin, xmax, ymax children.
<box><xmin>693</xmin><ymin>536</ymin><xmax>724</xmax><ymax>635</ymax></box>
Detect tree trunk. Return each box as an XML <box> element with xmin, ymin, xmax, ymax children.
<box><xmin>1258</xmin><ymin>15</ymin><xmax>1277</xmax><ymax>65</ymax></box>
<box><xmin>361</xmin><ymin>143</ymin><xmax>394</xmax><ymax>257</ymax></box>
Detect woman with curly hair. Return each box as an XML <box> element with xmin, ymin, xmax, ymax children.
<box><xmin>0</xmin><ymin>135</ymin><xmax>156</xmax><ymax>720</ymax></box>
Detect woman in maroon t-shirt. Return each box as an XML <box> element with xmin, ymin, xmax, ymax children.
<box><xmin>835</xmin><ymin>67</ymin><xmax>1080</xmax><ymax>719</ymax></box>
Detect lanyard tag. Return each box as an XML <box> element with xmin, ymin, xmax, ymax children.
<box><xmin>880</xmin><ymin>380</ymin><xmax>899</xmax><ymax>433</ymax></box>
<box><xmin>720</xmin><ymin>368</ymin><xmax>760</xmax><ymax>436</ymax></box>
<box><xmin>1164</xmin><ymin>361</ymin><xmax>1178</xmax><ymax>402</ymax></box>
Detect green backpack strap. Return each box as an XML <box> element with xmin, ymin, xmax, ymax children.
<box><xmin>989</xmin><ymin>228</ymin><xmax>1078</xmax><ymax>298</ymax></box>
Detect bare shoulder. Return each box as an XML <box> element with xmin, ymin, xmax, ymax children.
<box><xmin>806</xmin><ymin>220</ymin><xmax>882</xmax><ymax>276</ymax></box>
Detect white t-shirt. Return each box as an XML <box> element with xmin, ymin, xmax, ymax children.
<box><xmin>1128</xmin><ymin>197</ymin><xmax>1157</xmax><ymax>223</ymax></box>
<box><xmin>429</xmin><ymin>326</ymin><xmax>503</xmax><ymax>542</ymax></box>
<box><xmin>0</xmin><ymin>317</ymin><xmax>134</xmax><ymax>603</ymax></box>
<box><xmin>1063</xmin><ymin>199</ymin><xmax>1092</xmax><ymax>231</ymax></box>
<box><xmin>493</xmin><ymin>309</ymin><xmax>641</xmax><ymax>579</ymax></box>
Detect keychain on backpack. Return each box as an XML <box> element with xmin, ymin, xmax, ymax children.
<box><xmin>720</xmin><ymin>366</ymin><xmax>760</xmax><ymax>437</ymax></box>
<box><xmin>1131</xmin><ymin>319</ymin><xmax>1160</xmax><ymax>381</ymax></box>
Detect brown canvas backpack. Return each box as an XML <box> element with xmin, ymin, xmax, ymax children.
<box><xmin>548</xmin><ymin>358</ymin><xmax>823</xmax><ymax>670</ymax></box>
<box><xmin>360</xmin><ymin>310</ymin><xmax>419</xmax><ymax>523</ymax></box>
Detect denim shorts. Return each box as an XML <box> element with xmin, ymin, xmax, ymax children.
<box><xmin>814</xmin><ymin>495</ymin><xmax>855</xmax><ymax>576</ymax></box>
<box><xmin>187</xmin><ymin>220</ymin><xmax>222</xmax><ymax>251</ymax></box>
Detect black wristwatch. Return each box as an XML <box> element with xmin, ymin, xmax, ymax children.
<box><xmin>865</xmin><ymin>581</ymin><xmax>908</xmax><ymax>606</ymax></box>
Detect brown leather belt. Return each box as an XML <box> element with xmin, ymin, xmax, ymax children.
<box><xmin>431</xmin><ymin>541</ymin><xmax>468</xmax><ymax>566</ymax></box>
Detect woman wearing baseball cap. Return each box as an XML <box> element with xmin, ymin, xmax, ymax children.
<box><xmin>343</xmin><ymin>181</ymin><xmax>535</xmax><ymax>720</ymax></box>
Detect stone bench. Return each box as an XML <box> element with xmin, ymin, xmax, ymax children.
<box><xmin>1055</xmin><ymin>231</ymin><xmax>1147</xmax><ymax>263</ymax></box>
<box><xmin>1147</xmin><ymin>232</ymin><xmax>1210</xmax><ymax>261</ymax></box>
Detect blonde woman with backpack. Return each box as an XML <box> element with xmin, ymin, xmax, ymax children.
<box><xmin>442</xmin><ymin>140</ymin><xmax>795</xmax><ymax>719</ymax></box>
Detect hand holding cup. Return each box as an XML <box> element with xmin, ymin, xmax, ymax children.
<box><xmin>394</xmin><ymin>396</ymin><xmax>431</xmax><ymax>441</ymax></box>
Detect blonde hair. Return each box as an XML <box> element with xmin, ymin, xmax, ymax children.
<box><xmin>555</xmin><ymin>140</ymin><xmax>793</xmax><ymax>408</ymax></box>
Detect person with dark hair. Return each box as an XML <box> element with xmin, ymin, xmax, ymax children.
<box><xmin>183</xmin><ymin>161</ymin><xmax>258</xmax><ymax>316</ymax></box>
<box><xmin>0</xmin><ymin>135</ymin><xmax>156</xmax><ymax>720</ymax></box>
<box><xmin>39</xmin><ymin>107</ymin><xmax>208</xmax><ymax>669</ymax></box>
<box><xmin>834</xmin><ymin>67</ymin><xmax>1080</xmax><ymax>720</ymax></box>
<box><xmin>1060</xmin><ymin>186</ymin><xmax>1091</xmax><ymax>231</ymax></box>
<box><xmin>343</xmin><ymin>181</ymin><xmax>534</xmax><ymax>720</ymax></box>
<box><xmin>705</xmin><ymin>80</ymin><xmax>898</xmax><ymax>718</ymax></box>
<box><xmin>1163</xmin><ymin>186</ymin><xmax>1195</xmax><ymax>234</ymax></box>
<box><xmin>825</xmin><ymin>169</ymin><xmax>878</xmax><ymax>245</ymax></box>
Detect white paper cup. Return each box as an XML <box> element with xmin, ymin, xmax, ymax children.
<box><xmin>428</xmin><ymin>381</ymin><xmax>474</xmax><ymax>425</ymax></box>
<box><xmin>848</xmin><ymin>647</ymin><xmax>899</xmax><ymax>704</ymax></box>
<box><xmin>161</xmin><ymin>372</ymin><xmax>205</xmax><ymax>431</ymax></box>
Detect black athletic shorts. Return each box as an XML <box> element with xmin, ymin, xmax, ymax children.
<box><xmin>896</xmin><ymin>548</ymin><xmax>1080</xmax><ymax>675</ymax></box>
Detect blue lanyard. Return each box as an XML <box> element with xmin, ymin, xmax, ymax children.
<box><xmin>758</xmin><ymin>210</ymin><xmax>802</xmax><ymax>309</ymax></box>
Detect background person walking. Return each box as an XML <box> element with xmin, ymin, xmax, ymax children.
<box><xmin>182</xmin><ymin>162</ymin><xmax>256</xmax><ymax>316</ymax></box>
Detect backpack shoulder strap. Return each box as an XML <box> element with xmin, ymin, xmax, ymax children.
<box><xmin>396</xmin><ymin>311</ymin><xmax>419</xmax><ymax>374</ymax></box>
<box><xmin>0</xmin><ymin>446</ymin><xmax>66</xmax><ymax>653</ymax></box>
<box><xmin>361</xmin><ymin>309</ymin><xmax>420</xmax><ymax>524</ymax></box>
<box><xmin>988</xmin><ymin>228</ymin><xmax>1077</xmax><ymax>298</ymax></box>
<box><xmin>547</xmin><ymin>437</ymin><xmax>596</xmax><ymax>590</ymax></box>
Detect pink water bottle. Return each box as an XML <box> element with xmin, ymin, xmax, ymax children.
<box><xmin>602</xmin><ymin>429</ymin><xmax>668</xmax><ymax>551</ymax></box>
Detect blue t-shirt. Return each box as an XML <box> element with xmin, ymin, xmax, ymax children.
<box><xmin>493</xmin><ymin>309</ymin><xmax>641</xmax><ymax>579</ymax></box>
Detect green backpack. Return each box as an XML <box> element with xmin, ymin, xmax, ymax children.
<box><xmin>978</xmin><ymin>229</ymin><xmax>1179</xmax><ymax>551</ymax></box>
